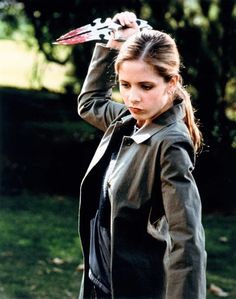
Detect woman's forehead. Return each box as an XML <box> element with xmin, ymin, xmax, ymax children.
<box><xmin>118</xmin><ymin>60</ymin><xmax>161</xmax><ymax>80</ymax></box>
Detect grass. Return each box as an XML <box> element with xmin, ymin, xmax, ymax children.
<box><xmin>0</xmin><ymin>194</ymin><xmax>83</xmax><ymax>299</ymax></box>
<box><xmin>0</xmin><ymin>194</ymin><xmax>235</xmax><ymax>299</ymax></box>
<box><xmin>0</xmin><ymin>40</ymin><xmax>72</xmax><ymax>93</ymax></box>
<box><xmin>204</xmin><ymin>214</ymin><xmax>236</xmax><ymax>298</ymax></box>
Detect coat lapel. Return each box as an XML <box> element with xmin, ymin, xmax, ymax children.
<box><xmin>82</xmin><ymin>120</ymin><xmax>124</xmax><ymax>178</ymax></box>
<box><xmin>83</xmin><ymin>101</ymin><xmax>185</xmax><ymax>179</ymax></box>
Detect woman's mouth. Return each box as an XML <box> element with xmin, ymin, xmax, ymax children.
<box><xmin>128</xmin><ymin>107</ymin><xmax>143</xmax><ymax>114</ymax></box>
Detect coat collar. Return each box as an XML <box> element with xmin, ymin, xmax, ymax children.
<box><xmin>120</xmin><ymin>100</ymin><xmax>185</xmax><ymax>144</ymax></box>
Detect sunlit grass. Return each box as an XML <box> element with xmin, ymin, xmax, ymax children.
<box><xmin>0</xmin><ymin>40</ymin><xmax>71</xmax><ymax>93</ymax></box>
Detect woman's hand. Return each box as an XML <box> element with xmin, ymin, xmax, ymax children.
<box><xmin>106</xmin><ymin>11</ymin><xmax>139</xmax><ymax>49</ymax></box>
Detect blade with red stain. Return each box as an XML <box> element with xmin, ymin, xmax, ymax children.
<box><xmin>54</xmin><ymin>33</ymin><xmax>94</xmax><ymax>45</ymax></box>
<box><xmin>53</xmin><ymin>18</ymin><xmax>152</xmax><ymax>45</ymax></box>
<box><xmin>54</xmin><ymin>18</ymin><xmax>112</xmax><ymax>45</ymax></box>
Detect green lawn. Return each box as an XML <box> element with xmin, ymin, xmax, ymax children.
<box><xmin>204</xmin><ymin>214</ymin><xmax>236</xmax><ymax>298</ymax></box>
<box><xmin>0</xmin><ymin>194</ymin><xmax>235</xmax><ymax>298</ymax></box>
<box><xmin>0</xmin><ymin>194</ymin><xmax>83</xmax><ymax>299</ymax></box>
<box><xmin>0</xmin><ymin>40</ymin><xmax>71</xmax><ymax>93</ymax></box>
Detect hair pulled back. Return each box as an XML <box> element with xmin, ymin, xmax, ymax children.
<box><xmin>115</xmin><ymin>30</ymin><xmax>202</xmax><ymax>152</ymax></box>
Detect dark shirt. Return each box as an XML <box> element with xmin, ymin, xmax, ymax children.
<box><xmin>88</xmin><ymin>125</ymin><xmax>137</xmax><ymax>294</ymax></box>
<box><xmin>88</xmin><ymin>151</ymin><xmax>117</xmax><ymax>294</ymax></box>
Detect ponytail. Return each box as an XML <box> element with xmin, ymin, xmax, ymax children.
<box><xmin>175</xmin><ymin>81</ymin><xmax>203</xmax><ymax>152</ymax></box>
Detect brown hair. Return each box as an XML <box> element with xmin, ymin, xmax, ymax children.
<box><xmin>115</xmin><ymin>30</ymin><xmax>202</xmax><ymax>152</ymax></box>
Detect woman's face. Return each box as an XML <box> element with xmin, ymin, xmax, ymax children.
<box><xmin>118</xmin><ymin>60</ymin><xmax>174</xmax><ymax>128</ymax></box>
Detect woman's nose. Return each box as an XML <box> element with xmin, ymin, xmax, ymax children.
<box><xmin>128</xmin><ymin>88</ymin><xmax>141</xmax><ymax>103</ymax></box>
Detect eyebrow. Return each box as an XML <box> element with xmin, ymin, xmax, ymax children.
<box><xmin>119</xmin><ymin>79</ymin><xmax>155</xmax><ymax>84</ymax></box>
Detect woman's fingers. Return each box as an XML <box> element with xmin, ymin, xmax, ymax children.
<box><xmin>106</xmin><ymin>11</ymin><xmax>139</xmax><ymax>49</ymax></box>
<box><xmin>112</xmin><ymin>11</ymin><xmax>137</xmax><ymax>28</ymax></box>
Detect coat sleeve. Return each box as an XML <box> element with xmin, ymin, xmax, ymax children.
<box><xmin>77</xmin><ymin>43</ymin><xmax>127</xmax><ymax>132</ymax></box>
<box><xmin>160</xmin><ymin>137</ymin><xmax>207</xmax><ymax>299</ymax></box>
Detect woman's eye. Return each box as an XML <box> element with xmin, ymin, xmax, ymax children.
<box><xmin>120</xmin><ymin>82</ymin><xmax>129</xmax><ymax>88</ymax></box>
<box><xmin>141</xmin><ymin>84</ymin><xmax>153</xmax><ymax>90</ymax></box>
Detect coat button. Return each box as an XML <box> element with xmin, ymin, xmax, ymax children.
<box><xmin>123</xmin><ymin>137</ymin><xmax>133</xmax><ymax>146</ymax></box>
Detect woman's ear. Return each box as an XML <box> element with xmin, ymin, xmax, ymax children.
<box><xmin>167</xmin><ymin>74</ymin><xmax>179</xmax><ymax>94</ymax></box>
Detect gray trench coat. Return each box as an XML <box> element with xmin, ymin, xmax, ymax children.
<box><xmin>77</xmin><ymin>44</ymin><xmax>206</xmax><ymax>299</ymax></box>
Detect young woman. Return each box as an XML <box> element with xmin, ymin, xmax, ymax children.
<box><xmin>77</xmin><ymin>11</ymin><xmax>206</xmax><ymax>299</ymax></box>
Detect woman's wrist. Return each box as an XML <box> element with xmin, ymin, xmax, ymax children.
<box><xmin>106</xmin><ymin>38</ymin><xmax>123</xmax><ymax>50</ymax></box>
<box><xmin>106</xmin><ymin>29</ymin><xmax>137</xmax><ymax>49</ymax></box>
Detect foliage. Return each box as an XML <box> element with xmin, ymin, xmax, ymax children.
<box><xmin>0</xmin><ymin>1</ymin><xmax>35</xmax><ymax>45</ymax></box>
<box><xmin>0</xmin><ymin>87</ymin><xmax>101</xmax><ymax>196</ymax></box>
